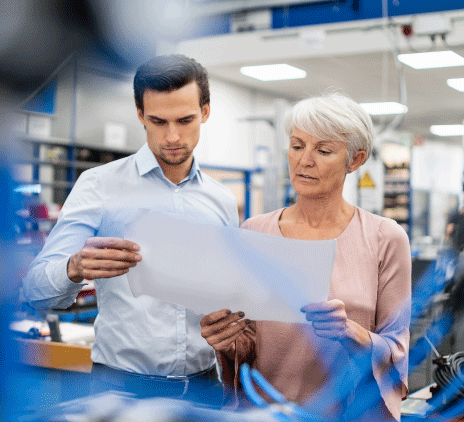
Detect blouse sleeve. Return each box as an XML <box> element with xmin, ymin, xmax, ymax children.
<box><xmin>216</xmin><ymin>324</ymin><xmax>256</xmax><ymax>408</ymax></box>
<box><xmin>369</xmin><ymin>218</ymin><xmax>411</xmax><ymax>420</ymax></box>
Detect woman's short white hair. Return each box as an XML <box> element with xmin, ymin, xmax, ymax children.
<box><xmin>284</xmin><ymin>92</ymin><xmax>373</xmax><ymax>164</ymax></box>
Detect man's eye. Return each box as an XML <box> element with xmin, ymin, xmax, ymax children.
<box><xmin>179</xmin><ymin>119</ymin><xmax>193</xmax><ymax>125</ymax></box>
<box><xmin>153</xmin><ymin>121</ymin><xmax>165</xmax><ymax>125</ymax></box>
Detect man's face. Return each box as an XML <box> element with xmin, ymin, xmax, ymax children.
<box><xmin>137</xmin><ymin>81</ymin><xmax>210</xmax><ymax>171</ymax></box>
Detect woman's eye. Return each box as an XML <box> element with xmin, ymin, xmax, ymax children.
<box><xmin>319</xmin><ymin>150</ymin><xmax>331</xmax><ymax>155</ymax></box>
<box><xmin>292</xmin><ymin>145</ymin><xmax>302</xmax><ymax>150</ymax></box>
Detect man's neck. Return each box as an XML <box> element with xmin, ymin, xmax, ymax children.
<box><xmin>159</xmin><ymin>159</ymin><xmax>193</xmax><ymax>185</ymax></box>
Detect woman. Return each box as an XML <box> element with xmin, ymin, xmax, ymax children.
<box><xmin>200</xmin><ymin>93</ymin><xmax>411</xmax><ymax>421</ymax></box>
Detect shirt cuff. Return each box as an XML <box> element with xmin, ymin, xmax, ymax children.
<box><xmin>45</xmin><ymin>256</ymin><xmax>87</xmax><ymax>294</ymax></box>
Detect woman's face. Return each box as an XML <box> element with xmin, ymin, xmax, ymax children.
<box><xmin>288</xmin><ymin>127</ymin><xmax>351</xmax><ymax>200</ymax></box>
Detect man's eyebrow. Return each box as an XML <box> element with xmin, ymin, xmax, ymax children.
<box><xmin>147</xmin><ymin>115</ymin><xmax>166</xmax><ymax>122</ymax></box>
<box><xmin>146</xmin><ymin>114</ymin><xmax>197</xmax><ymax>122</ymax></box>
<box><xmin>177</xmin><ymin>114</ymin><xmax>196</xmax><ymax>121</ymax></box>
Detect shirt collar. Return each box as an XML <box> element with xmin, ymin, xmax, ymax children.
<box><xmin>135</xmin><ymin>143</ymin><xmax>203</xmax><ymax>184</ymax></box>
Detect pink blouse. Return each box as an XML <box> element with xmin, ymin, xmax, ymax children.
<box><xmin>218</xmin><ymin>207</ymin><xmax>411</xmax><ymax>421</ymax></box>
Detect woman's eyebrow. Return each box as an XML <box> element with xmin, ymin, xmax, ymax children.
<box><xmin>290</xmin><ymin>136</ymin><xmax>304</xmax><ymax>142</ymax></box>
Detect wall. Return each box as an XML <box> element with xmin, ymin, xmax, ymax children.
<box><xmin>51</xmin><ymin>60</ymin><xmax>145</xmax><ymax>151</ymax></box>
<box><xmin>45</xmin><ymin>59</ymin><xmax>283</xmax><ymax>215</ymax></box>
<box><xmin>412</xmin><ymin>140</ymin><xmax>463</xmax><ymax>241</ymax></box>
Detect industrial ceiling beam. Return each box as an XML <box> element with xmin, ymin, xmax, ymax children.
<box><xmin>190</xmin><ymin>0</ymin><xmax>342</xmax><ymax>17</ymax></box>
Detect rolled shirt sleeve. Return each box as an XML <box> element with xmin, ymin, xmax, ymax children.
<box><xmin>22</xmin><ymin>169</ymin><xmax>104</xmax><ymax>309</ymax></box>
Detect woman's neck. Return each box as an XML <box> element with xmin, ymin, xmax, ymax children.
<box><xmin>280</xmin><ymin>194</ymin><xmax>355</xmax><ymax>240</ymax></box>
<box><xmin>292</xmin><ymin>194</ymin><xmax>353</xmax><ymax>228</ymax></box>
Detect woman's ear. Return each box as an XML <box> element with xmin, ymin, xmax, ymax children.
<box><xmin>347</xmin><ymin>150</ymin><xmax>367</xmax><ymax>173</ymax></box>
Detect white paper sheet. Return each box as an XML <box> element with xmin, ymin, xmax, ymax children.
<box><xmin>125</xmin><ymin>210</ymin><xmax>337</xmax><ymax>323</ymax></box>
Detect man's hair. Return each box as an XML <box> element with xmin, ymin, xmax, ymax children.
<box><xmin>134</xmin><ymin>54</ymin><xmax>210</xmax><ymax>113</ymax></box>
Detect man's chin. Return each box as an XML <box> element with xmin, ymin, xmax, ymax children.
<box><xmin>160</xmin><ymin>154</ymin><xmax>191</xmax><ymax>166</ymax></box>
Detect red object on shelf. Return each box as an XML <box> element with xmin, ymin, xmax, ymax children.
<box><xmin>28</xmin><ymin>204</ymin><xmax>49</xmax><ymax>220</ymax></box>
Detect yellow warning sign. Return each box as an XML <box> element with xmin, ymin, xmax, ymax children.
<box><xmin>358</xmin><ymin>172</ymin><xmax>376</xmax><ymax>188</ymax></box>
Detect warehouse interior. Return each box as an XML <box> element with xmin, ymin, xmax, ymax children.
<box><xmin>2</xmin><ymin>0</ymin><xmax>464</xmax><ymax>420</ymax></box>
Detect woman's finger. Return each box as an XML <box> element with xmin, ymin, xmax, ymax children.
<box><xmin>201</xmin><ymin>311</ymin><xmax>245</xmax><ymax>337</ymax></box>
<box><xmin>212</xmin><ymin>328</ymin><xmax>248</xmax><ymax>352</ymax></box>
<box><xmin>205</xmin><ymin>319</ymin><xmax>249</xmax><ymax>345</ymax></box>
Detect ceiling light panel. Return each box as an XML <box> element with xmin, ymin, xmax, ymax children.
<box><xmin>360</xmin><ymin>102</ymin><xmax>408</xmax><ymax>116</ymax></box>
<box><xmin>240</xmin><ymin>64</ymin><xmax>307</xmax><ymax>81</ymax></box>
<box><xmin>397</xmin><ymin>51</ymin><xmax>464</xmax><ymax>69</ymax></box>
<box><xmin>447</xmin><ymin>78</ymin><xmax>464</xmax><ymax>92</ymax></box>
<box><xmin>430</xmin><ymin>125</ymin><xmax>464</xmax><ymax>137</ymax></box>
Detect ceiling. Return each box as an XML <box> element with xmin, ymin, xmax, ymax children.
<box><xmin>3</xmin><ymin>1</ymin><xmax>463</xmax><ymax>146</ymax></box>
<box><xmin>208</xmin><ymin>48</ymin><xmax>464</xmax><ymax>144</ymax></box>
<box><xmin>177</xmin><ymin>10</ymin><xmax>464</xmax><ymax>145</ymax></box>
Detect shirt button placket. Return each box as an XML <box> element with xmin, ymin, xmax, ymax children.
<box><xmin>173</xmin><ymin>187</ymin><xmax>184</xmax><ymax>214</ymax></box>
<box><xmin>175</xmin><ymin>305</ymin><xmax>187</xmax><ymax>374</ymax></box>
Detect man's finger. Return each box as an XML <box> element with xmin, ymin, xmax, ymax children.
<box><xmin>82</xmin><ymin>259</ymin><xmax>138</xmax><ymax>270</ymax></box>
<box><xmin>86</xmin><ymin>237</ymin><xmax>140</xmax><ymax>251</ymax></box>
<box><xmin>81</xmin><ymin>248</ymin><xmax>142</xmax><ymax>263</ymax></box>
<box><xmin>82</xmin><ymin>268</ymin><xmax>130</xmax><ymax>280</ymax></box>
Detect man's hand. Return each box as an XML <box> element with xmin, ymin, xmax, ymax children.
<box><xmin>67</xmin><ymin>237</ymin><xmax>141</xmax><ymax>283</ymax></box>
<box><xmin>200</xmin><ymin>309</ymin><xmax>250</xmax><ymax>360</ymax></box>
<box><xmin>301</xmin><ymin>299</ymin><xmax>372</xmax><ymax>353</ymax></box>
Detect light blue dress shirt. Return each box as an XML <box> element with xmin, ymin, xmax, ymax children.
<box><xmin>22</xmin><ymin>143</ymin><xmax>239</xmax><ymax>376</ymax></box>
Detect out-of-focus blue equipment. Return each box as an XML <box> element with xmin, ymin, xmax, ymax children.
<box><xmin>240</xmin><ymin>363</ymin><xmax>324</xmax><ymax>422</ymax></box>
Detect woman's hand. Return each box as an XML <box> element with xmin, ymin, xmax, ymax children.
<box><xmin>300</xmin><ymin>299</ymin><xmax>372</xmax><ymax>353</ymax></box>
<box><xmin>200</xmin><ymin>309</ymin><xmax>251</xmax><ymax>360</ymax></box>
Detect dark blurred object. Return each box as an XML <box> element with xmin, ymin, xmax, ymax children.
<box><xmin>447</xmin><ymin>207</ymin><xmax>464</xmax><ymax>250</ymax></box>
<box><xmin>0</xmin><ymin>0</ymin><xmax>101</xmax><ymax>95</ymax></box>
<box><xmin>47</xmin><ymin>314</ymin><xmax>62</xmax><ymax>343</ymax></box>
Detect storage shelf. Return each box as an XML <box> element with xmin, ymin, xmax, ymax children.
<box><xmin>14</xmin><ymin>137</ymin><xmax>134</xmax><ymax>204</ymax></box>
<box><xmin>15</xmin><ymin>180</ymin><xmax>74</xmax><ymax>189</ymax></box>
<box><xmin>383</xmin><ymin>160</ymin><xmax>411</xmax><ymax>238</ymax></box>
<box><xmin>16</xmin><ymin>158</ymin><xmax>103</xmax><ymax>170</ymax></box>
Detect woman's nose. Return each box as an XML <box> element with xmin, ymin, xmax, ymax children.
<box><xmin>300</xmin><ymin>148</ymin><xmax>315</xmax><ymax>166</ymax></box>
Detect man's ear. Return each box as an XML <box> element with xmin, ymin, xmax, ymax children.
<box><xmin>347</xmin><ymin>150</ymin><xmax>367</xmax><ymax>173</ymax></box>
<box><xmin>137</xmin><ymin>108</ymin><xmax>145</xmax><ymax>126</ymax></box>
<box><xmin>201</xmin><ymin>103</ymin><xmax>210</xmax><ymax>123</ymax></box>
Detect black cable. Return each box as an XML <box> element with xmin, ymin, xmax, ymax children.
<box><xmin>432</xmin><ymin>352</ymin><xmax>464</xmax><ymax>401</ymax></box>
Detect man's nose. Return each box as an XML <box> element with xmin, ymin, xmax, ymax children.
<box><xmin>166</xmin><ymin>124</ymin><xmax>180</xmax><ymax>142</ymax></box>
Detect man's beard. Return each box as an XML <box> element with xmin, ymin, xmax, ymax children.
<box><xmin>158</xmin><ymin>149</ymin><xmax>192</xmax><ymax>166</ymax></box>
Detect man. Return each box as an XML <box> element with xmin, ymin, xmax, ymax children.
<box><xmin>22</xmin><ymin>55</ymin><xmax>239</xmax><ymax>403</ymax></box>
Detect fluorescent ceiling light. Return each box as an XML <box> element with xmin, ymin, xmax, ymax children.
<box><xmin>447</xmin><ymin>78</ymin><xmax>464</xmax><ymax>92</ymax></box>
<box><xmin>397</xmin><ymin>51</ymin><xmax>464</xmax><ymax>69</ymax></box>
<box><xmin>360</xmin><ymin>102</ymin><xmax>408</xmax><ymax>116</ymax></box>
<box><xmin>430</xmin><ymin>124</ymin><xmax>464</xmax><ymax>137</ymax></box>
<box><xmin>14</xmin><ymin>184</ymin><xmax>42</xmax><ymax>194</ymax></box>
<box><xmin>240</xmin><ymin>64</ymin><xmax>306</xmax><ymax>81</ymax></box>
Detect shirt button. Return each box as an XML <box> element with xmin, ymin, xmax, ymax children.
<box><xmin>178</xmin><ymin>345</ymin><xmax>185</xmax><ymax>352</ymax></box>
<box><xmin>174</xmin><ymin>188</ymin><xmax>179</xmax><ymax>193</ymax></box>
<box><xmin>179</xmin><ymin>312</ymin><xmax>185</xmax><ymax>319</ymax></box>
